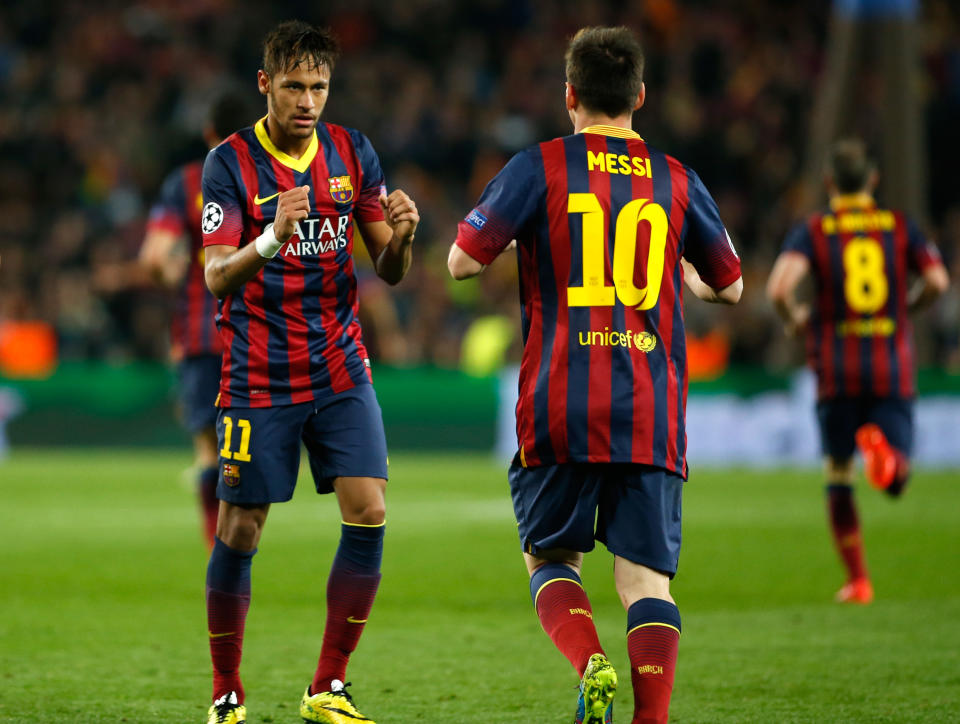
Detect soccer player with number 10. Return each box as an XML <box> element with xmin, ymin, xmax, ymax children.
<box><xmin>449</xmin><ymin>26</ymin><xmax>742</xmax><ymax>724</ymax></box>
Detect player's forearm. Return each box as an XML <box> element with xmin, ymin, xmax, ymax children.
<box><xmin>375</xmin><ymin>234</ymin><xmax>414</xmax><ymax>285</ymax></box>
<box><xmin>447</xmin><ymin>243</ymin><xmax>485</xmax><ymax>280</ymax></box>
<box><xmin>205</xmin><ymin>243</ymin><xmax>271</xmax><ymax>298</ymax></box>
<box><xmin>771</xmin><ymin>295</ymin><xmax>796</xmax><ymax>324</ymax></box>
<box><xmin>682</xmin><ymin>258</ymin><xmax>741</xmax><ymax>304</ymax></box>
<box><xmin>148</xmin><ymin>259</ymin><xmax>188</xmax><ymax>289</ymax></box>
<box><xmin>907</xmin><ymin>265</ymin><xmax>949</xmax><ymax>312</ymax></box>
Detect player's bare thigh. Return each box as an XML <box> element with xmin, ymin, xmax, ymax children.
<box><xmin>333</xmin><ymin>476</ymin><xmax>386</xmax><ymax>526</ymax></box>
<box><xmin>524</xmin><ymin>549</ymin><xmax>585</xmax><ymax>576</ymax></box>
<box><xmin>524</xmin><ymin>549</ymin><xmax>673</xmax><ymax>609</ymax></box>
<box><xmin>613</xmin><ymin>555</ymin><xmax>673</xmax><ymax>609</ymax></box>
<box><xmin>217</xmin><ymin>501</ymin><xmax>270</xmax><ymax>552</ymax></box>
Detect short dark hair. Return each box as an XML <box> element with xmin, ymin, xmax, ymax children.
<box><xmin>262</xmin><ymin>20</ymin><xmax>340</xmax><ymax>77</ymax></box>
<box><xmin>207</xmin><ymin>91</ymin><xmax>255</xmax><ymax>141</ymax></box>
<box><xmin>829</xmin><ymin>138</ymin><xmax>875</xmax><ymax>193</ymax></box>
<box><xmin>565</xmin><ymin>27</ymin><xmax>645</xmax><ymax>118</ymax></box>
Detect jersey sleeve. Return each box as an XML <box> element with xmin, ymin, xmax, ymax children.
<box><xmin>350</xmin><ymin>130</ymin><xmax>387</xmax><ymax>224</ymax></box>
<box><xmin>201</xmin><ymin>145</ymin><xmax>245</xmax><ymax>248</ymax></box>
<box><xmin>905</xmin><ymin>216</ymin><xmax>943</xmax><ymax>272</ymax></box>
<box><xmin>146</xmin><ymin>168</ymin><xmax>187</xmax><ymax>236</ymax></box>
<box><xmin>681</xmin><ymin>169</ymin><xmax>742</xmax><ymax>290</ymax></box>
<box><xmin>781</xmin><ymin>221</ymin><xmax>815</xmax><ymax>260</ymax></box>
<box><xmin>455</xmin><ymin>149</ymin><xmax>540</xmax><ymax>265</ymax></box>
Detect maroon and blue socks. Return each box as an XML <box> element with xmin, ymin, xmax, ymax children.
<box><xmin>826</xmin><ymin>483</ymin><xmax>868</xmax><ymax>582</ymax></box>
<box><xmin>529</xmin><ymin>563</ymin><xmax>603</xmax><ymax>676</ymax></box>
<box><xmin>311</xmin><ymin>522</ymin><xmax>384</xmax><ymax>695</ymax></box>
<box><xmin>199</xmin><ymin>466</ymin><xmax>219</xmax><ymax>548</ymax></box>
<box><xmin>626</xmin><ymin>597</ymin><xmax>681</xmax><ymax>724</ymax></box>
<box><xmin>206</xmin><ymin>537</ymin><xmax>255</xmax><ymax>703</ymax></box>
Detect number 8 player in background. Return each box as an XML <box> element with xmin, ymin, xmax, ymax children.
<box><xmin>448</xmin><ymin>26</ymin><xmax>742</xmax><ymax>724</ymax></box>
<box><xmin>767</xmin><ymin>139</ymin><xmax>948</xmax><ymax>605</ymax></box>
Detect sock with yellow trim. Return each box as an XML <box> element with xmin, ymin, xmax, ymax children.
<box><xmin>206</xmin><ymin>537</ymin><xmax>255</xmax><ymax>703</ymax></box>
<box><xmin>826</xmin><ymin>483</ymin><xmax>868</xmax><ymax>582</ymax></box>
<box><xmin>529</xmin><ymin>563</ymin><xmax>603</xmax><ymax>676</ymax></box>
<box><xmin>626</xmin><ymin>598</ymin><xmax>680</xmax><ymax>724</ymax></box>
<box><xmin>312</xmin><ymin>522</ymin><xmax>384</xmax><ymax>694</ymax></box>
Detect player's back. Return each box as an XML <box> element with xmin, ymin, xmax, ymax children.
<box><xmin>511</xmin><ymin>126</ymin><xmax>740</xmax><ymax>475</ymax></box>
<box><xmin>787</xmin><ymin>195</ymin><xmax>939</xmax><ymax>399</ymax></box>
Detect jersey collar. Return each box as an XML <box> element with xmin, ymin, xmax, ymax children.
<box><xmin>255</xmin><ymin>116</ymin><xmax>319</xmax><ymax>173</ymax></box>
<box><xmin>829</xmin><ymin>192</ymin><xmax>875</xmax><ymax>212</ymax></box>
<box><xmin>580</xmin><ymin>124</ymin><xmax>642</xmax><ymax>140</ymax></box>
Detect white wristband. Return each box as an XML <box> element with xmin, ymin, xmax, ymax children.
<box><xmin>254</xmin><ymin>226</ymin><xmax>284</xmax><ymax>259</ymax></box>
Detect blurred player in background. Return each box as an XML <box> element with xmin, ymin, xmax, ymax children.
<box><xmin>767</xmin><ymin>139</ymin><xmax>949</xmax><ymax>604</ymax></box>
<box><xmin>139</xmin><ymin>92</ymin><xmax>251</xmax><ymax>548</ymax></box>
<box><xmin>199</xmin><ymin>20</ymin><xmax>417</xmax><ymax>724</ymax></box>
<box><xmin>449</xmin><ymin>26</ymin><xmax>742</xmax><ymax>724</ymax></box>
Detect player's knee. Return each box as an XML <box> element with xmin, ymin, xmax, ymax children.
<box><xmin>614</xmin><ymin>557</ymin><xmax>672</xmax><ymax>609</ymax></box>
<box><xmin>345</xmin><ymin>501</ymin><xmax>385</xmax><ymax>526</ymax></box>
<box><xmin>524</xmin><ymin>549</ymin><xmax>583</xmax><ymax>576</ymax></box>
<box><xmin>216</xmin><ymin>505</ymin><xmax>266</xmax><ymax>551</ymax></box>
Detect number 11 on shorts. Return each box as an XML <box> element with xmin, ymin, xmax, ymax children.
<box><xmin>220</xmin><ymin>416</ymin><xmax>252</xmax><ymax>462</ymax></box>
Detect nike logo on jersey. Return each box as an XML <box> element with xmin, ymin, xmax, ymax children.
<box><xmin>346</xmin><ymin>616</ymin><xmax>368</xmax><ymax>624</ymax></box>
<box><xmin>254</xmin><ymin>192</ymin><xmax>281</xmax><ymax>205</ymax></box>
<box><xmin>209</xmin><ymin>631</ymin><xmax>236</xmax><ymax>638</ymax></box>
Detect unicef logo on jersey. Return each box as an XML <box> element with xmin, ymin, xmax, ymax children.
<box><xmin>202</xmin><ymin>202</ymin><xmax>224</xmax><ymax>234</ymax></box>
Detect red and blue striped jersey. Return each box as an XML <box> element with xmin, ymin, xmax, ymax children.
<box><xmin>455</xmin><ymin>126</ymin><xmax>741</xmax><ymax>478</ymax></box>
<box><xmin>146</xmin><ymin>160</ymin><xmax>222</xmax><ymax>358</ymax></box>
<box><xmin>782</xmin><ymin>194</ymin><xmax>942</xmax><ymax>400</ymax></box>
<box><xmin>201</xmin><ymin>118</ymin><xmax>386</xmax><ymax>407</ymax></box>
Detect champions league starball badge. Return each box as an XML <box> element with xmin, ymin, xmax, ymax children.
<box><xmin>201</xmin><ymin>202</ymin><xmax>224</xmax><ymax>233</ymax></box>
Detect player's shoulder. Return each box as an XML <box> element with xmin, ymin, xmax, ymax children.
<box><xmin>645</xmin><ymin>141</ymin><xmax>705</xmax><ymax>186</ymax></box>
<box><xmin>206</xmin><ymin>125</ymin><xmax>257</xmax><ymax>164</ymax></box>
<box><xmin>165</xmin><ymin>159</ymin><xmax>202</xmax><ymax>179</ymax></box>
<box><xmin>319</xmin><ymin>121</ymin><xmax>375</xmax><ymax>150</ymax></box>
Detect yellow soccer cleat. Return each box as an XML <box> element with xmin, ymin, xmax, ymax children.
<box><xmin>575</xmin><ymin>653</ymin><xmax>617</xmax><ymax>724</ymax></box>
<box><xmin>300</xmin><ymin>680</ymin><xmax>375</xmax><ymax>723</ymax></box>
<box><xmin>207</xmin><ymin>691</ymin><xmax>246</xmax><ymax>724</ymax></box>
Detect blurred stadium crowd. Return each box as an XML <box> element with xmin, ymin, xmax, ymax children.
<box><xmin>1</xmin><ymin>0</ymin><xmax>958</xmax><ymax>375</ymax></box>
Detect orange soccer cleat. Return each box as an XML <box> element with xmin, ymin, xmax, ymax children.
<box><xmin>855</xmin><ymin>424</ymin><xmax>897</xmax><ymax>491</ymax></box>
<box><xmin>835</xmin><ymin>577</ymin><xmax>874</xmax><ymax>604</ymax></box>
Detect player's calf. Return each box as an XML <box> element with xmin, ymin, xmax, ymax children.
<box><xmin>626</xmin><ymin>598</ymin><xmax>680</xmax><ymax>724</ymax></box>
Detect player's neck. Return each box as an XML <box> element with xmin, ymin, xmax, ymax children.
<box><xmin>264</xmin><ymin>116</ymin><xmax>313</xmax><ymax>158</ymax></box>
<box><xmin>573</xmin><ymin>111</ymin><xmax>634</xmax><ymax>134</ymax></box>
<box><xmin>829</xmin><ymin>191</ymin><xmax>875</xmax><ymax>211</ymax></box>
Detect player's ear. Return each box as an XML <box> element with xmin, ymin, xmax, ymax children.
<box><xmin>866</xmin><ymin>167</ymin><xmax>879</xmax><ymax>193</ymax></box>
<box><xmin>565</xmin><ymin>82</ymin><xmax>577</xmax><ymax>111</ymax></box>
<box><xmin>634</xmin><ymin>82</ymin><xmax>646</xmax><ymax>111</ymax></box>
<box><xmin>257</xmin><ymin>70</ymin><xmax>271</xmax><ymax>97</ymax></box>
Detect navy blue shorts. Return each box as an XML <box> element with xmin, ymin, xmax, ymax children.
<box><xmin>816</xmin><ymin>396</ymin><xmax>914</xmax><ymax>461</ymax></box>
<box><xmin>508</xmin><ymin>458</ymin><xmax>684</xmax><ymax>577</ymax></box>
<box><xmin>177</xmin><ymin>354</ymin><xmax>221</xmax><ymax>433</ymax></box>
<box><xmin>216</xmin><ymin>383</ymin><xmax>389</xmax><ymax>504</ymax></box>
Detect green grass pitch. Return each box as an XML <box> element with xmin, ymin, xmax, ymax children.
<box><xmin>1</xmin><ymin>449</ymin><xmax>958</xmax><ymax>722</ymax></box>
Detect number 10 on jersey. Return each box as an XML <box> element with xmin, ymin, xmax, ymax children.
<box><xmin>566</xmin><ymin>193</ymin><xmax>668</xmax><ymax>310</ymax></box>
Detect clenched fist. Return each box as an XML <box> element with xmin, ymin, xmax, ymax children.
<box><xmin>274</xmin><ymin>186</ymin><xmax>312</xmax><ymax>241</ymax></box>
<box><xmin>379</xmin><ymin>189</ymin><xmax>419</xmax><ymax>243</ymax></box>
